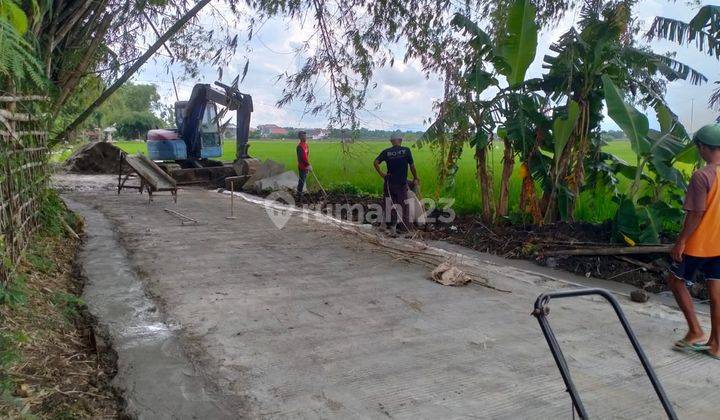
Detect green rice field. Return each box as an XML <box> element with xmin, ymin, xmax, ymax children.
<box><xmin>55</xmin><ymin>139</ymin><xmax>643</xmax><ymax>220</ymax></box>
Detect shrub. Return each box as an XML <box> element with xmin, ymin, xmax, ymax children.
<box><xmin>115</xmin><ymin>111</ymin><xmax>162</xmax><ymax>140</ymax></box>
<box><xmin>329</xmin><ymin>182</ymin><xmax>364</xmax><ymax>195</ymax></box>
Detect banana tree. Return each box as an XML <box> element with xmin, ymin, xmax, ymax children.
<box><xmin>537</xmin><ymin>0</ymin><xmax>706</xmax><ymax>222</ymax></box>
<box><xmin>603</xmin><ymin>76</ymin><xmax>691</xmax><ymax>244</ymax></box>
<box><xmin>421</xmin><ymin>0</ymin><xmax>539</xmax><ymax>223</ymax></box>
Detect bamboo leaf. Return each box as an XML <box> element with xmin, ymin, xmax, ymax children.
<box><xmin>497</xmin><ymin>0</ymin><xmax>538</xmax><ymax>87</ymax></box>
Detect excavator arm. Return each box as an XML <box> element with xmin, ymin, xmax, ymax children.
<box><xmin>180</xmin><ymin>82</ymin><xmax>253</xmax><ymax>161</ymax></box>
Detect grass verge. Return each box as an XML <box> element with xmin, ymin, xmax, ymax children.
<box><xmin>0</xmin><ymin>191</ymin><xmax>121</xmax><ymax>418</ymax></box>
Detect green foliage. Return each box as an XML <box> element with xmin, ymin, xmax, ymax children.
<box><xmin>612</xmin><ymin>197</ymin><xmax>684</xmax><ymax>244</ymax></box>
<box><xmin>603</xmin><ymin>77</ymin><xmax>691</xmax><ymax>243</ymax></box>
<box><xmin>0</xmin><ymin>0</ymin><xmax>27</xmax><ymax>34</ymax></box>
<box><xmin>0</xmin><ymin>16</ymin><xmax>44</xmax><ymax>88</ymax></box>
<box><xmin>115</xmin><ymin>111</ymin><xmax>162</xmax><ymax>140</ymax></box>
<box><xmin>329</xmin><ymin>182</ymin><xmax>364</xmax><ymax>195</ymax></box>
<box><xmin>53</xmin><ymin>81</ymin><xmax>165</xmax><ymax>136</ymax></box>
<box><xmin>0</xmin><ymin>275</ymin><xmax>26</xmax><ymax>306</ymax></box>
<box><xmin>648</xmin><ymin>5</ymin><xmax>720</xmax><ymax>59</ymax></box>
<box><xmin>121</xmin><ymin>84</ymin><xmax>162</xmax><ymax>114</ymax></box>
<box><xmin>552</xmin><ymin>99</ymin><xmax>579</xmax><ymax>171</ymax></box>
<box><xmin>648</xmin><ymin>5</ymin><xmax>720</xmax><ymax>109</ymax></box>
<box><xmin>496</xmin><ymin>0</ymin><xmax>538</xmax><ymax>87</ymax></box>
<box><xmin>603</xmin><ymin>75</ymin><xmax>650</xmax><ymax>156</ymax></box>
<box><xmin>37</xmin><ymin>189</ymin><xmax>66</xmax><ymax>237</ymax></box>
<box><xmin>52</xmin><ymin>292</ymin><xmax>84</xmax><ymax>322</ymax></box>
<box><xmin>0</xmin><ymin>330</ymin><xmax>23</xmax><ymax>394</ymax></box>
<box><xmin>26</xmin><ymin>246</ymin><xmax>54</xmax><ymax>274</ymax></box>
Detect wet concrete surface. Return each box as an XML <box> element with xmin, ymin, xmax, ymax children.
<box><xmin>58</xmin><ymin>174</ymin><xmax>719</xmax><ymax>419</ymax></box>
<box><xmin>66</xmin><ymin>197</ymin><xmax>247</xmax><ymax>419</ymax></box>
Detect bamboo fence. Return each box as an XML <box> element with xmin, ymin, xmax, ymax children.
<box><xmin>0</xmin><ymin>95</ymin><xmax>49</xmax><ymax>286</ymax></box>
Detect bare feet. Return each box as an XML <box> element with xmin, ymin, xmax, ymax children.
<box><xmin>705</xmin><ymin>340</ymin><xmax>720</xmax><ymax>357</ymax></box>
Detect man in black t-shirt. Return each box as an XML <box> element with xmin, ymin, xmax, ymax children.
<box><xmin>374</xmin><ymin>133</ymin><xmax>420</xmax><ymax>232</ymax></box>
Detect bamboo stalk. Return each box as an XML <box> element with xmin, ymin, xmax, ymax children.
<box><xmin>0</xmin><ymin>95</ymin><xmax>48</xmax><ymax>102</ymax></box>
<box><xmin>541</xmin><ymin>245</ymin><xmax>672</xmax><ymax>256</ymax></box>
<box><xmin>55</xmin><ymin>0</ymin><xmax>212</xmax><ymax>142</ymax></box>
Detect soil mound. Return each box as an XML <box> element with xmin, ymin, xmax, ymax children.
<box><xmin>64</xmin><ymin>142</ymin><xmax>124</xmax><ymax>174</ymax></box>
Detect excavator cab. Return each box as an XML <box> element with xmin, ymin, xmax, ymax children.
<box><xmin>147</xmin><ymin>82</ymin><xmax>252</xmax><ymax>167</ymax></box>
<box><xmin>170</xmin><ymin>100</ymin><xmax>222</xmax><ymax>160</ymax></box>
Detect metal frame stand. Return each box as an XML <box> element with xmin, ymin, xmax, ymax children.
<box><xmin>117</xmin><ymin>151</ymin><xmax>177</xmax><ymax>203</ymax></box>
<box><xmin>531</xmin><ymin>288</ymin><xmax>677</xmax><ymax>420</ymax></box>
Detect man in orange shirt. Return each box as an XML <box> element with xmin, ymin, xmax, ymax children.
<box><xmin>668</xmin><ymin>123</ymin><xmax>720</xmax><ymax>359</ymax></box>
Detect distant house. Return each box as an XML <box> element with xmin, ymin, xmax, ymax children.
<box><xmin>257</xmin><ymin>124</ymin><xmax>289</xmax><ymax>137</ymax></box>
<box><xmin>309</xmin><ymin>129</ymin><xmax>328</xmax><ymax>140</ymax></box>
<box><xmin>103</xmin><ymin>126</ymin><xmax>117</xmax><ymax>142</ymax></box>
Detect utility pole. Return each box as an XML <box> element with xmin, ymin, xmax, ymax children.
<box><xmin>690</xmin><ymin>98</ymin><xmax>695</xmax><ymax>133</ymax></box>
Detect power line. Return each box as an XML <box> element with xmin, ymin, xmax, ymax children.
<box><xmin>255</xmin><ymin>34</ymin><xmax>296</xmax><ymax>55</ymax></box>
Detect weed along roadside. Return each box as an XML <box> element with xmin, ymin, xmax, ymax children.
<box><xmin>0</xmin><ymin>192</ymin><xmax>121</xmax><ymax>418</ymax></box>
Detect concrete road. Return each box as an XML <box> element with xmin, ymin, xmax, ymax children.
<box><xmin>57</xmin><ymin>175</ymin><xmax>718</xmax><ymax>419</ymax></box>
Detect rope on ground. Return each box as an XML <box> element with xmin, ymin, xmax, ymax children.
<box><xmin>310</xmin><ymin>169</ymin><xmax>329</xmax><ymax>201</ymax></box>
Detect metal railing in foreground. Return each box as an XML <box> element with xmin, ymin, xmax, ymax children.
<box><xmin>531</xmin><ymin>287</ymin><xmax>677</xmax><ymax>420</ymax></box>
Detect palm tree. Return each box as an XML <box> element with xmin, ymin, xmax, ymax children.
<box><xmin>647</xmin><ymin>5</ymin><xmax>720</xmax><ymax>116</ymax></box>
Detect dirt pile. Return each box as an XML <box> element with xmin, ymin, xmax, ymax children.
<box><xmin>242</xmin><ymin>159</ymin><xmax>299</xmax><ymax>192</ymax></box>
<box><xmin>64</xmin><ymin>142</ymin><xmax>124</xmax><ymax>174</ymax></box>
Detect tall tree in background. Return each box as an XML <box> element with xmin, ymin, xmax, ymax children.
<box><xmin>647</xmin><ymin>4</ymin><xmax>720</xmax><ymax>117</ymax></box>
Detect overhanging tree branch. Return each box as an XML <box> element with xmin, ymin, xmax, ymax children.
<box><xmin>54</xmin><ymin>0</ymin><xmax>212</xmax><ymax>142</ymax></box>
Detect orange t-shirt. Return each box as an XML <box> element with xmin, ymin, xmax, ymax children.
<box><xmin>684</xmin><ymin>164</ymin><xmax>720</xmax><ymax>257</ymax></box>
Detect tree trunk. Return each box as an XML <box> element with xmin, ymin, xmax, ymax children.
<box><xmin>496</xmin><ymin>137</ymin><xmax>514</xmax><ymax>220</ymax></box>
<box><xmin>475</xmin><ymin>145</ymin><xmax>494</xmax><ymax>224</ymax></box>
<box><xmin>54</xmin><ymin>0</ymin><xmax>212</xmax><ymax>142</ymax></box>
<box><xmin>567</xmin><ymin>104</ymin><xmax>589</xmax><ymax>220</ymax></box>
<box><xmin>519</xmin><ymin>162</ymin><xmax>542</xmax><ymax>224</ymax></box>
<box><xmin>53</xmin><ymin>14</ymin><xmax>113</xmax><ymax>115</ymax></box>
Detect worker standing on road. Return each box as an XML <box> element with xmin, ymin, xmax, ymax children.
<box><xmin>373</xmin><ymin>133</ymin><xmax>419</xmax><ymax>233</ymax></box>
<box><xmin>667</xmin><ymin>123</ymin><xmax>720</xmax><ymax>360</ymax></box>
<box><xmin>296</xmin><ymin>131</ymin><xmax>311</xmax><ymax>203</ymax></box>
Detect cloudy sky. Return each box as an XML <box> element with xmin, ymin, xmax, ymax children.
<box><xmin>134</xmin><ymin>0</ymin><xmax>719</xmax><ymax>132</ymax></box>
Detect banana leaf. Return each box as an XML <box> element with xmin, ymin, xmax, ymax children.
<box><xmin>497</xmin><ymin>0</ymin><xmax>538</xmax><ymax>87</ymax></box>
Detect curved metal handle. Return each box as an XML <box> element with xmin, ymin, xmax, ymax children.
<box><xmin>532</xmin><ymin>288</ymin><xmax>677</xmax><ymax>420</ymax></box>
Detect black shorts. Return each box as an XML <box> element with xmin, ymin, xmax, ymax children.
<box><xmin>670</xmin><ymin>255</ymin><xmax>720</xmax><ymax>285</ymax></box>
